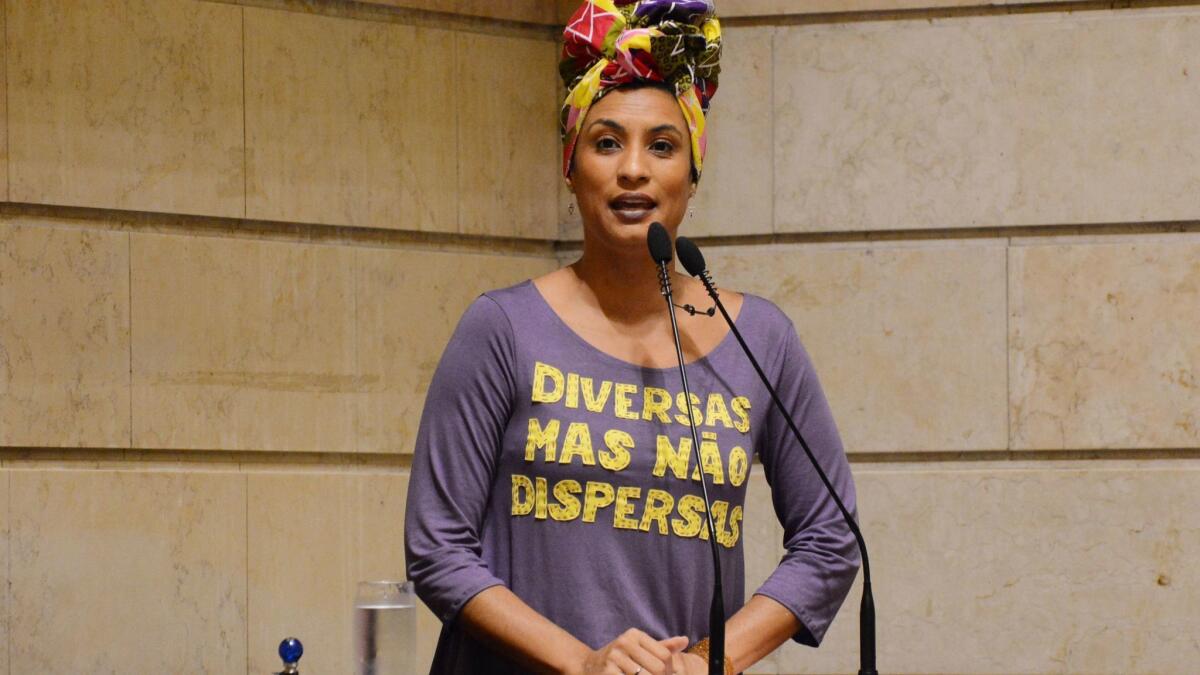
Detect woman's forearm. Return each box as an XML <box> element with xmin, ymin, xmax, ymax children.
<box><xmin>458</xmin><ymin>585</ymin><xmax>592</xmax><ymax>674</ymax></box>
<box><xmin>724</xmin><ymin>594</ymin><xmax>803</xmax><ymax>673</ymax></box>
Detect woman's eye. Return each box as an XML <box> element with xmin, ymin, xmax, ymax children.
<box><xmin>596</xmin><ymin>137</ymin><xmax>620</xmax><ymax>151</ymax></box>
<box><xmin>651</xmin><ymin>140</ymin><xmax>675</xmax><ymax>154</ymax></box>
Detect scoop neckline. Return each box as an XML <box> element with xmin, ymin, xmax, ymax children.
<box><xmin>522</xmin><ymin>279</ymin><xmax>749</xmax><ymax>373</ymax></box>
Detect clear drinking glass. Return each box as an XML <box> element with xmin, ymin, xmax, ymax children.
<box><xmin>354</xmin><ymin>580</ymin><xmax>417</xmax><ymax>675</ymax></box>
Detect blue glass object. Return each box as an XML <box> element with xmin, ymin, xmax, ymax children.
<box><xmin>278</xmin><ymin>637</ymin><xmax>304</xmax><ymax>664</ymax></box>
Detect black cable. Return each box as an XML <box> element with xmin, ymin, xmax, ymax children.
<box><xmin>676</xmin><ymin>236</ymin><xmax>877</xmax><ymax>675</ymax></box>
<box><xmin>673</xmin><ymin>302</ymin><xmax>717</xmax><ymax>317</ymax></box>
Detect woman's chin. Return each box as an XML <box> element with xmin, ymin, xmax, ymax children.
<box><xmin>580</xmin><ymin>211</ymin><xmax>680</xmax><ymax>247</ymax></box>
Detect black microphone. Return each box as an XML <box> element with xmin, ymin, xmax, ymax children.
<box><xmin>647</xmin><ymin>221</ymin><xmax>674</xmax><ymax>265</ymax></box>
<box><xmin>646</xmin><ymin>223</ymin><xmax>726</xmax><ymax>675</ymax></box>
<box><xmin>675</xmin><ymin>236</ymin><xmax>878</xmax><ymax>675</ymax></box>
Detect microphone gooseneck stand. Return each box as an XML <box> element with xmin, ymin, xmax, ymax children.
<box><xmin>646</xmin><ymin>223</ymin><xmax>726</xmax><ymax>675</ymax></box>
<box><xmin>674</xmin><ymin>236</ymin><xmax>878</xmax><ymax>675</ymax></box>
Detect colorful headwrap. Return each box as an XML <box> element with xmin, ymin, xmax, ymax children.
<box><xmin>559</xmin><ymin>0</ymin><xmax>722</xmax><ymax>181</ymax></box>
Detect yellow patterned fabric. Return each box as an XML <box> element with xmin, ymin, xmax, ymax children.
<box><xmin>560</xmin><ymin>0</ymin><xmax>722</xmax><ymax>181</ymax></box>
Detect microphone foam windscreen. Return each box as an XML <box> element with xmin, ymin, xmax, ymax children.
<box><xmin>646</xmin><ymin>222</ymin><xmax>673</xmax><ymax>264</ymax></box>
<box><xmin>674</xmin><ymin>236</ymin><xmax>706</xmax><ymax>277</ymax></box>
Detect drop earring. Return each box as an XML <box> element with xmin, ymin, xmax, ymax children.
<box><xmin>689</xmin><ymin>206</ymin><xmax>695</xmax><ymax>220</ymax></box>
<box><xmin>568</xmin><ymin>201</ymin><xmax>575</xmax><ymax>216</ymax></box>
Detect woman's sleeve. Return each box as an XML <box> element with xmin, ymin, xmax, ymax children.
<box><xmin>405</xmin><ymin>294</ymin><xmax>517</xmax><ymax>622</ymax></box>
<box><xmin>753</xmin><ymin>317</ymin><xmax>861</xmax><ymax>647</ymax></box>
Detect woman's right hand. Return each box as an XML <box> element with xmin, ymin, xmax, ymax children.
<box><xmin>573</xmin><ymin>630</ymin><xmax>689</xmax><ymax>675</ymax></box>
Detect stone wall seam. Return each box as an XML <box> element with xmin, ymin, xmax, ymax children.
<box><xmin>4</xmin><ymin>446</ymin><xmax>1197</xmax><ymax>473</ymax></box>
<box><xmin>0</xmin><ymin>448</ymin><xmax>415</xmax><ymax>471</ymax></box>
<box><xmin>555</xmin><ymin>224</ymin><xmax>1200</xmax><ymax>255</ymax></box>
<box><xmin>848</xmin><ymin>448</ymin><xmax>1200</xmax><ymax>464</ymax></box>
<box><xmin>0</xmin><ymin>206</ymin><xmax>559</xmax><ymax>256</ymax></box>
<box><xmin>8</xmin><ymin>204</ymin><xmax>1198</xmax><ymax>250</ymax></box>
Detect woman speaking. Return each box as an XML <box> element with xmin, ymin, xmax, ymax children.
<box><xmin>405</xmin><ymin>1</ymin><xmax>860</xmax><ymax>673</ymax></box>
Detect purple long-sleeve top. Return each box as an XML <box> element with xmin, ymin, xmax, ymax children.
<box><xmin>405</xmin><ymin>280</ymin><xmax>860</xmax><ymax>673</ymax></box>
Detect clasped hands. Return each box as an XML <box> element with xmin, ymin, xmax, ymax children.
<box><xmin>571</xmin><ymin>628</ymin><xmax>707</xmax><ymax>675</ymax></box>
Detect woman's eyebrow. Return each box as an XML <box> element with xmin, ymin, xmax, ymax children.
<box><xmin>587</xmin><ymin>118</ymin><xmax>625</xmax><ymax>133</ymax></box>
<box><xmin>585</xmin><ymin>119</ymin><xmax>682</xmax><ymax>135</ymax></box>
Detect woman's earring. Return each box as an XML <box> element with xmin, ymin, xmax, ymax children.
<box><xmin>689</xmin><ymin>206</ymin><xmax>695</xmax><ymax>220</ymax></box>
<box><xmin>568</xmin><ymin>201</ymin><xmax>575</xmax><ymax>216</ymax></box>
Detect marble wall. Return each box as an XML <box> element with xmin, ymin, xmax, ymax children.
<box><xmin>743</xmin><ymin>462</ymin><xmax>1200</xmax><ymax>673</ymax></box>
<box><xmin>9</xmin><ymin>0</ymin><xmax>246</xmax><ymax>217</ymax></box>
<box><xmin>2</xmin><ymin>0</ymin><xmax>555</xmax><ymax>672</ymax></box>
<box><xmin>562</xmin><ymin>4</ymin><xmax>1200</xmax><ymax>673</ymax></box>
<box><xmin>2</xmin><ymin>0</ymin><xmax>1197</xmax><ymax>673</ymax></box>
<box><xmin>701</xmin><ymin>5</ymin><xmax>1198</xmax><ymax>673</ymax></box>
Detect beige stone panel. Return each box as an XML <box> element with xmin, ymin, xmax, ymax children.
<box><xmin>0</xmin><ymin>222</ymin><xmax>130</xmax><ymax>447</ymax></box>
<box><xmin>1010</xmin><ymin>237</ymin><xmax>1200</xmax><ymax>450</ymax></box>
<box><xmin>378</xmin><ymin>0</ymin><xmax>557</xmax><ymax>24</ymax></box>
<box><xmin>743</xmin><ymin>462</ymin><xmax>1200</xmax><ymax>673</ymax></box>
<box><xmin>774</xmin><ymin>8</ymin><xmax>1200</xmax><ymax>233</ymax></box>
<box><xmin>9</xmin><ymin>470</ymin><xmax>246</xmax><ymax>672</ymax></box>
<box><xmin>688</xmin><ymin>27</ymin><xmax>773</xmax><ymax>238</ymax></box>
<box><xmin>248</xmin><ymin>472</ymin><xmax>440</xmax><ymax>673</ymax></box>
<box><xmin>557</xmin><ymin>0</ymin><xmax>579</xmax><ymax>23</ymax></box>
<box><xmin>558</xmin><ymin>0</ymin><xmax>1075</xmax><ymax>21</ymax></box>
<box><xmin>1001</xmin><ymin>10</ymin><xmax>1200</xmax><ymax>226</ymax></box>
<box><xmin>245</xmin><ymin>9</ymin><xmax>458</xmax><ymax>232</ymax></box>
<box><xmin>356</xmin><ymin>249</ymin><xmax>556</xmax><ymax>453</ymax></box>
<box><xmin>707</xmin><ymin>241</ymin><xmax>1007</xmax><ymax>453</ymax></box>
<box><xmin>457</xmin><ymin>33</ymin><xmax>559</xmax><ymax>239</ymax></box>
<box><xmin>556</xmin><ymin>65</ymin><xmax>582</xmax><ymax>241</ymax></box>
<box><xmin>7</xmin><ymin>0</ymin><xmax>244</xmax><ymax>216</ymax></box>
<box><xmin>773</xmin><ymin>16</ymin><xmax>1016</xmax><ymax>232</ymax></box>
<box><xmin>0</xmin><ymin>472</ymin><xmax>9</xmax><ymax>675</ymax></box>
<box><xmin>0</xmin><ymin>4</ymin><xmax>7</xmax><ymax>203</ymax></box>
<box><xmin>131</xmin><ymin>233</ymin><xmax>357</xmax><ymax>451</ymax></box>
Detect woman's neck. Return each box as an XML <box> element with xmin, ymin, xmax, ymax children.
<box><xmin>569</xmin><ymin>247</ymin><xmax>680</xmax><ymax>327</ymax></box>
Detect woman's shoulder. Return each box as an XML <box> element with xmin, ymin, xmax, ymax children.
<box><xmin>477</xmin><ymin>278</ymin><xmax>537</xmax><ymax>311</ymax></box>
<box><xmin>733</xmin><ymin>290</ymin><xmax>796</xmax><ymax>335</ymax></box>
<box><xmin>452</xmin><ymin>279</ymin><xmax>539</xmax><ymax>337</ymax></box>
<box><xmin>727</xmin><ymin>291</ymin><xmax>814</xmax><ymax>377</ymax></box>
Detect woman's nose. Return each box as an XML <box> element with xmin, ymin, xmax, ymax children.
<box><xmin>617</xmin><ymin>147</ymin><xmax>650</xmax><ymax>183</ymax></box>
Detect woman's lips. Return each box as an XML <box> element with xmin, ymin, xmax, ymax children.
<box><xmin>610</xmin><ymin>206</ymin><xmax>654</xmax><ymax>222</ymax></box>
<box><xmin>609</xmin><ymin>194</ymin><xmax>657</xmax><ymax>223</ymax></box>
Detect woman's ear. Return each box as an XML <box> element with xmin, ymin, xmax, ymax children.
<box><xmin>565</xmin><ymin>176</ymin><xmax>574</xmax><ymax>193</ymax></box>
